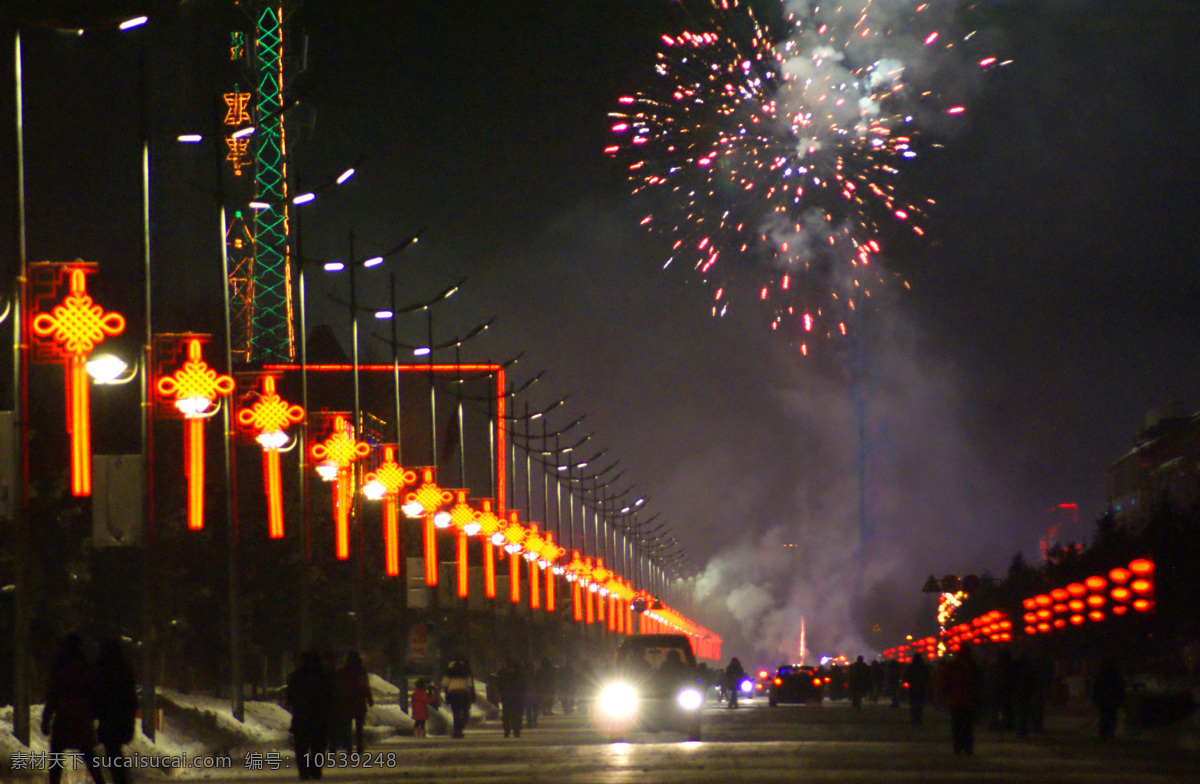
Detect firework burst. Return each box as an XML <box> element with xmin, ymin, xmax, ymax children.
<box><xmin>608</xmin><ymin>0</ymin><xmax>1006</xmax><ymax>352</ymax></box>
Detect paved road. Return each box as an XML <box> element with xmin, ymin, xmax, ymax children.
<box><xmin>34</xmin><ymin>697</ymin><xmax>1200</xmax><ymax>783</ymax></box>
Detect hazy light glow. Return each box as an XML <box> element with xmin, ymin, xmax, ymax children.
<box><xmin>86</xmin><ymin>354</ymin><xmax>130</xmax><ymax>384</ymax></box>
<box><xmin>293</xmin><ymin>192</ymin><xmax>316</xmax><ymax>205</ymax></box>
<box><xmin>336</xmin><ymin>167</ymin><xmax>356</xmax><ymax>184</ymax></box>
<box><xmin>119</xmin><ymin>16</ymin><xmax>149</xmax><ymax>30</ymax></box>
<box><xmin>177</xmin><ymin>134</ymin><xmax>203</xmax><ymax>143</ymax></box>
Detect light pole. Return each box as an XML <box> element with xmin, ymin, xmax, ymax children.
<box><xmin>7</xmin><ymin>11</ymin><xmax>154</xmax><ymax>742</ymax></box>
<box><xmin>318</xmin><ymin>229</ymin><xmax>421</xmax><ymax>651</ymax></box>
<box><xmin>365</xmin><ymin>275</ymin><xmax>464</xmax><ymax>691</ymax></box>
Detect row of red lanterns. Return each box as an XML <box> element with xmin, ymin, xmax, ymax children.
<box><xmin>24</xmin><ymin>262</ymin><xmax>720</xmax><ymax>656</ymax></box>
<box><xmin>881</xmin><ymin>558</ymin><xmax>1157</xmax><ymax>662</ymax></box>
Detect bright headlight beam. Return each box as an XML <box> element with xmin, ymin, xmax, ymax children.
<box><xmin>597</xmin><ymin>682</ymin><xmax>638</xmax><ymax>720</ymax></box>
<box><xmin>677</xmin><ymin>688</ymin><xmax>703</xmax><ymax>711</ymax></box>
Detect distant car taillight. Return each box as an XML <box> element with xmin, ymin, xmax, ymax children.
<box><xmin>773</xmin><ymin>677</ymin><xmax>782</xmax><ymax>686</ymax></box>
<box><xmin>812</xmin><ymin>677</ymin><xmax>822</xmax><ymax>687</ymax></box>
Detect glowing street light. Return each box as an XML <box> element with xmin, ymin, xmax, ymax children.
<box><xmin>29</xmin><ymin>264</ymin><xmax>126</xmax><ymax>496</ymax></box>
<box><xmin>310</xmin><ymin>415</ymin><xmax>370</xmax><ymax>559</ymax></box>
<box><xmin>156</xmin><ymin>338</ymin><xmax>234</xmax><ymax>530</ymax></box>
<box><xmin>402</xmin><ymin>467</ymin><xmax>453</xmax><ymax>585</ymax></box>
<box><xmin>361</xmin><ymin>446</ymin><xmax>416</xmax><ymax>577</ymax></box>
<box><xmin>236</xmin><ymin>375</ymin><xmax>305</xmax><ymax>538</ymax></box>
<box><xmin>474</xmin><ymin>499</ymin><xmax>504</xmax><ymax>598</ymax></box>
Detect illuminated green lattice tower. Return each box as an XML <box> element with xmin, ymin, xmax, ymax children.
<box><xmin>224</xmin><ymin>1</ymin><xmax>297</xmax><ymax>365</ymax></box>
<box><xmin>248</xmin><ymin>1</ymin><xmax>294</xmax><ymax>363</ymax></box>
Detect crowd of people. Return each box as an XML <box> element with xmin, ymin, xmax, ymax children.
<box><xmin>33</xmin><ymin>629</ymin><xmax>1138</xmax><ymax>783</ymax></box>
<box><xmin>38</xmin><ymin>634</ymin><xmax>137</xmax><ymax>784</ymax></box>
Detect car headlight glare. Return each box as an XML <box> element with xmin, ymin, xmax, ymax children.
<box><xmin>597</xmin><ymin>682</ymin><xmax>639</xmax><ymax>719</ymax></box>
<box><xmin>677</xmin><ymin>687</ymin><xmax>704</xmax><ymax>711</ymax></box>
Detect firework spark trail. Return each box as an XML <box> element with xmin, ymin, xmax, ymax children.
<box><xmin>608</xmin><ymin>0</ymin><xmax>1006</xmax><ymax>352</ymax></box>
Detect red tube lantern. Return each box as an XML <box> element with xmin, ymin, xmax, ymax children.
<box><xmin>30</xmin><ymin>264</ymin><xmax>126</xmax><ymax>497</ymax></box>
<box><xmin>236</xmin><ymin>375</ymin><xmax>304</xmax><ymax>538</ymax></box>
<box><xmin>157</xmin><ymin>338</ymin><xmax>234</xmax><ymax>531</ymax></box>
<box><xmin>311</xmin><ymin>416</ymin><xmax>370</xmax><ymax>560</ymax></box>
<box><xmin>361</xmin><ymin>447</ymin><xmax>416</xmax><ymax>577</ymax></box>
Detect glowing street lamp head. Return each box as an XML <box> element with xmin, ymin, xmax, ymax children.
<box><xmin>363</xmin><ymin>479</ymin><xmax>387</xmax><ymax>500</ymax></box>
<box><xmin>316</xmin><ymin>461</ymin><xmax>339</xmax><ymax>481</ymax></box>
<box><xmin>86</xmin><ymin>353</ymin><xmax>133</xmax><ymax>384</ymax></box>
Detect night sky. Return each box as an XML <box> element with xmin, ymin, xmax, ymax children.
<box><xmin>4</xmin><ymin>0</ymin><xmax>1199</xmax><ymax>665</ymax></box>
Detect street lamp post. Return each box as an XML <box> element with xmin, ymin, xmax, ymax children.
<box><xmin>319</xmin><ymin>229</ymin><xmax>421</xmax><ymax>651</ymax></box>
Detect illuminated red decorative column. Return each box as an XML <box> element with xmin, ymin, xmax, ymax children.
<box><xmin>29</xmin><ymin>264</ymin><xmax>125</xmax><ymax>497</ymax></box>
<box><xmin>362</xmin><ymin>447</ymin><xmax>416</xmax><ymax>576</ymax></box>
<box><xmin>502</xmin><ymin>511</ymin><xmax>528</xmax><ymax>604</ymax></box>
<box><xmin>311</xmin><ymin>415</ymin><xmax>370</xmax><ymax>559</ymax></box>
<box><xmin>446</xmin><ymin>491</ymin><xmax>478</xmax><ymax>599</ymax></box>
<box><xmin>592</xmin><ymin>559</ymin><xmax>609</xmax><ymax>625</ymax></box>
<box><xmin>583</xmin><ymin>557</ymin><xmax>596</xmax><ymax>624</ymax></box>
<box><xmin>523</xmin><ymin>524</ymin><xmax>546</xmax><ymax>610</ymax></box>
<box><xmin>565</xmin><ymin>551</ymin><xmax>586</xmax><ymax>622</ymax></box>
<box><xmin>475</xmin><ymin>500</ymin><xmax>503</xmax><ymax>598</ymax></box>
<box><xmin>402</xmin><ymin>468</ymin><xmax>453</xmax><ymax>585</ymax></box>
<box><xmin>157</xmin><ymin>338</ymin><xmax>235</xmax><ymax>531</ymax></box>
<box><xmin>543</xmin><ymin>532</ymin><xmax>565</xmax><ymax>613</ymax></box>
<box><xmin>236</xmin><ymin>376</ymin><xmax>305</xmax><ymax>538</ymax></box>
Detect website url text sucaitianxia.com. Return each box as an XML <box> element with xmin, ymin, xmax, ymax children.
<box><xmin>8</xmin><ymin>751</ymin><xmax>233</xmax><ymax>771</ymax></box>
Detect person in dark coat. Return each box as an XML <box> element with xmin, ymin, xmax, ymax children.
<box><xmin>942</xmin><ymin>646</ymin><xmax>984</xmax><ymax>754</ymax></box>
<box><xmin>724</xmin><ymin>658</ymin><xmax>746</xmax><ymax>709</ymax></box>
<box><xmin>287</xmin><ymin>649</ymin><xmax>335</xmax><ymax>780</ymax></box>
<box><xmin>495</xmin><ymin>658</ymin><xmax>527</xmax><ymax>738</ymax></box>
<box><xmin>848</xmin><ymin>656</ymin><xmax>871</xmax><ymax>710</ymax></box>
<box><xmin>42</xmin><ymin>633</ymin><xmax>105</xmax><ymax>784</ymax></box>
<box><xmin>335</xmin><ymin>651</ymin><xmax>373</xmax><ymax>755</ymax></box>
<box><xmin>903</xmin><ymin>653</ymin><xmax>932</xmax><ymax>726</ymax></box>
<box><xmin>441</xmin><ymin>658</ymin><xmax>475</xmax><ymax>738</ymax></box>
<box><xmin>1092</xmin><ymin>658</ymin><xmax>1125</xmax><ymax>742</ymax></box>
<box><xmin>93</xmin><ymin>639</ymin><xmax>137</xmax><ymax>784</ymax></box>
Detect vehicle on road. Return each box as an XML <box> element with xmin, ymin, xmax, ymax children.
<box><xmin>768</xmin><ymin>664</ymin><xmax>825</xmax><ymax>707</ymax></box>
<box><xmin>594</xmin><ymin>633</ymin><xmax>705</xmax><ymax>741</ymax></box>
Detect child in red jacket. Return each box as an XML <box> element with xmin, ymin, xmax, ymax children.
<box><xmin>410</xmin><ymin>679</ymin><xmax>437</xmax><ymax>738</ymax></box>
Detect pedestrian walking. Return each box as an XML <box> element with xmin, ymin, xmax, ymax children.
<box><xmin>849</xmin><ymin>656</ymin><xmax>870</xmax><ymax>710</ymax></box>
<box><xmin>495</xmin><ymin>658</ymin><xmax>527</xmax><ymax>738</ymax></box>
<box><xmin>41</xmin><ymin>633</ymin><xmax>105</xmax><ymax>784</ymax></box>
<box><xmin>409</xmin><ymin>679</ymin><xmax>437</xmax><ymax>738</ymax></box>
<box><xmin>903</xmin><ymin>653</ymin><xmax>931</xmax><ymax>726</ymax></box>
<box><xmin>724</xmin><ymin>657</ymin><xmax>746</xmax><ymax>709</ymax></box>
<box><xmin>334</xmin><ymin>651</ymin><xmax>373</xmax><ymax>755</ymax></box>
<box><xmin>93</xmin><ymin>639</ymin><xmax>137</xmax><ymax>784</ymax></box>
<box><xmin>1092</xmin><ymin>658</ymin><xmax>1125</xmax><ymax>742</ymax></box>
<box><xmin>287</xmin><ymin>649</ymin><xmax>335</xmax><ymax>780</ymax></box>
<box><xmin>942</xmin><ymin>646</ymin><xmax>984</xmax><ymax>755</ymax></box>
<box><xmin>442</xmin><ymin>658</ymin><xmax>475</xmax><ymax>738</ymax></box>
